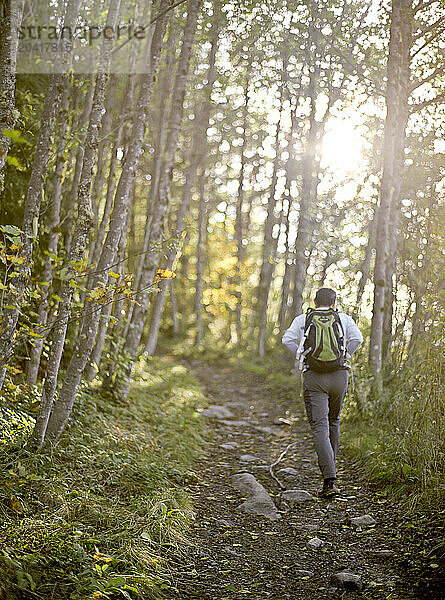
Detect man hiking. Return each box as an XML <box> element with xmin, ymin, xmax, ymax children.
<box><xmin>282</xmin><ymin>287</ymin><xmax>363</xmax><ymax>498</ymax></box>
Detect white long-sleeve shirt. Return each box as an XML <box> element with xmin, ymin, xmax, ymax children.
<box><xmin>282</xmin><ymin>307</ymin><xmax>363</xmax><ymax>370</ymax></box>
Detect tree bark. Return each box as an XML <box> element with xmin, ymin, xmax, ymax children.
<box><xmin>132</xmin><ymin>23</ymin><xmax>177</xmax><ymax>300</ymax></box>
<box><xmin>144</xmin><ymin>20</ymin><xmax>218</xmax><ymax>356</ymax></box>
<box><xmin>41</xmin><ymin>6</ymin><xmax>169</xmax><ymax>445</ymax></box>
<box><xmin>26</xmin><ymin>84</ymin><xmax>71</xmax><ymax>385</ymax></box>
<box><xmin>234</xmin><ymin>66</ymin><xmax>250</xmax><ymax>344</ymax></box>
<box><xmin>288</xmin><ymin>82</ymin><xmax>318</xmax><ymax>321</ymax></box>
<box><xmin>369</xmin><ymin>0</ymin><xmax>413</xmax><ymax>376</ymax></box>
<box><xmin>0</xmin><ymin>0</ymin><xmax>81</xmax><ymax>390</ymax></box>
<box><xmin>278</xmin><ymin>104</ymin><xmax>299</xmax><ymax>335</ymax></box>
<box><xmin>62</xmin><ymin>78</ymin><xmax>95</xmax><ymax>253</ymax></box>
<box><xmin>29</xmin><ymin>0</ymin><xmax>122</xmax><ymax>448</ymax></box>
<box><xmin>256</xmin><ymin>75</ymin><xmax>286</xmax><ymax>356</ymax></box>
<box><xmin>0</xmin><ymin>0</ymin><xmax>24</xmax><ymax>191</ymax></box>
<box><xmin>353</xmin><ymin>205</ymin><xmax>378</xmax><ymax>320</ymax></box>
<box><xmin>118</xmin><ymin>0</ymin><xmax>201</xmax><ymax>398</ymax></box>
<box><xmin>85</xmin><ymin>184</ymin><xmax>133</xmax><ymax>382</ymax></box>
<box><xmin>195</xmin><ymin>169</ymin><xmax>207</xmax><ymax>345</ymax></box>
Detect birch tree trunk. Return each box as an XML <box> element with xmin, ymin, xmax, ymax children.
<box><xmin>256</xmin><ymin>75</ymin><xmax>286</xmax><ymax>356</ymax></box>
<box><xmin>194</xmin><ymin>169</ymin><xmax>207</xmax><ymax>345</ymax></box>
<box><xmin>0</xmin><ymin>0</ymin><xmax>24</xmax><ymax>190</ymax></box>
<box><xmin>85</xmin><ymin>183</ymin><xmax>133</xmax><ymax>382</ymax></box>
<box><xmin>28</xmin><ymin>0</ymin><xmax>122</xmax><ymax>448</ymax></box>
<box><xmin>278</xmin><ymin>104</ymin><xmax>298</xmax><ymax>335</ymax></box>
<box><xmin>26</xmin><ymin>84</ymin><xmax>71</xmax><ymax>385</ymax></box>
<box><xmin>353</xmin><ymin>205</ymin><xmax>378</xmax><ymax>320</ymax></box>
<box><xmin>369</xmin><ymin>0</ymin><xmax>413</xmax><ymax>376</ymax></box>
<box><xmin>62</xmin><ymin>79</ymin><xmax>95</xmax><ymax>253</ymax></box>
<box><xmin>234</xmin><ymin>67</ymin><xmax>250</xmax><ymax>344</ymax></box>
<box><xmin>118</xmin><ymin>0</ymin><xmax>201</xmax><ymax>398</ymax></box>
<box><xmin>0</xmin><ymin>0</ymin><xmax>81</xmax><ymax>390</ymax></box>
<box><xmin>144</xmin><ymin>21</ymin><xmax>218</xmax><ymax>355</ymax></box>
<box><xmin>42</xmin><ymin>8</ymin><xmax>169</xmax><ymax>446</ymax></box>
<box><xmin>131</xmin><ymin>24</ymin><xmax>176</xmax><ymax>300</ymax></box>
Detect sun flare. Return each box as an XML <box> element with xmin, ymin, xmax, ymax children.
<box><xmin>321</xmin><ymin>119</ymin><xmax>365</xmax><ymax>175</ymax></box>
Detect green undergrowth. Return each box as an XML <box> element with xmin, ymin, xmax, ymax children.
<box><xmin>0</xmin><ymin>357</ymin><xmax>209</xmax><ymax>600</ymax></box>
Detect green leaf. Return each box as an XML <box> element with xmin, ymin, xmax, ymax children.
<box><xmin>2</xmin><ymin>129</ymin><xmax>31</xmax><ymax>145</ymax></box>
<box><xmin>59</xmin><ymin>267</ymin><xmax>70</xmax><ymax>281</ymax></box>
<box><xmin>6</xmin><ymin>155</ymin><xmax>26</xmax><ymax>171</ymax></box>
<box><xmin>32</xmin><ymin>217</ymin><xmax>38</xmax><ymax>239</ymax></box>
<box><xmin>1</xmin><ymin>225</ymin><xmax>22</xmax><ymax>237</ymax></box>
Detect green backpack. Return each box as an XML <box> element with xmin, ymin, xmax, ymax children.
<box><xmin>302</xmin><ymin>308</ymin><xmax>346</xmax><ymax>373</ymax></box>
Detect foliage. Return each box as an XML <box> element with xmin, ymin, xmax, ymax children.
<box><xmin>0</xmin><ymin>357</ymin><xmax>208</xmax><ymax>599</ymax></box>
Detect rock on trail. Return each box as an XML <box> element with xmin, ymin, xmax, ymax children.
<box><xmin>231</xmin><ymin>472</ymin><xmax>281</xmax><ymax>520</ymax></box>
<box><xmin>281</xmin><ymin>489</ymin><xmax>315</xmax><ymax>503</ymax></box>
<box><xmin>202</xmin><ymin>405</ymin><xmax>234</xmax><ymax>419</ymax></box>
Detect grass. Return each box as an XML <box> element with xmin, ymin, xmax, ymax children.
<box><xmin>0</xmin><ymin>356</ymin><xmax>209</xmax><ymax>600</ymax></box>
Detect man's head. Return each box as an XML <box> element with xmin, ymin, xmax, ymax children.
<box><xmin>314</xmin><ymin>287</ymin><xmax>336</xmax><ymax>308</ymax></box>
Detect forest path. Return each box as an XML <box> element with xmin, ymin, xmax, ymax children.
<box><xmin>166</xmin><ymin>361</ymin><xmax>421</xmax><ymax>600</ymax></box>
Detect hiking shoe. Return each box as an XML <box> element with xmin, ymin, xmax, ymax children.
<box><xmin>319</xmin><ymin>479</ymin><xmax>339</xmax><ymax>498</ymax></box>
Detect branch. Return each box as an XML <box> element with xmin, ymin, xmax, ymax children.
<box><xmin>269</xmin><ymin>442</ymin><xmax>299</xmax><ymax>489</ymax></box>
<box><xmin>413</xmin><ymin>15</ymin><xmax>445</xmax><ymax>41</ymax></box>
<box><xmin>413</xmin><ymin>0</ymin><xmax>440</xmax><ymax>15</ymax></box>
<box><xmin>410</xmin><ymin>90</ymin><xmax>445</xmax><ymax>112</ymax></box>
<box><xmin>410</xmin><ymin>65</ymin><xmax>445</xmax><ymax>92</ymax></box>
<box><xmin>411</xmin><ymin>22</ymin><xmax>445</xmax><ymax>58</ymax></box>
<box><xmin>112</xmin><ymin>0</ymin><xmax>188</xmax><ymax>55</ymax></box>
<box><xmin>331</xmin><ymin>47</ymin><xmax>385</xmax><ymax>96</ymax></box>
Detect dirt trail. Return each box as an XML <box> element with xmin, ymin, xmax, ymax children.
<box><xmin>166</xmin><ymin>361</ymin><xmax>427</xmax><ymax>600</ymax></box>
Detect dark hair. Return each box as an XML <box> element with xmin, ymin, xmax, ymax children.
<box><xmin>315</xmin><ymin>287</ymin><xmax>336</xmax><ymax>307</ymax></box>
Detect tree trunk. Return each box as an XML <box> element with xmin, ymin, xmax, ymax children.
<box><xmin>144</xmin><ymin>21</ymin><xmax>218</xmax><ymax>356</ymax></box>
<box><xmin>84</xmin><ymin>184</ymin><xmax>133</xmax><ymax>382</ymax></box>
<box><xmin>62</xmin><ymin>78</ymin><xmax>95</xmax><ymax>253</ymax></box>
<box><xmin>278</xmin><ymin>104</ymin><xmax>299</xmax><ymax>335</ymax></box>
<box><xmin>0</xmin><ymin>0</ymin><xmax>82</xmax><ymax>390</ymax></box>
<box><xmin>256</xmin><ymin>74</ymin><xmax>286</xmax><ymax>356</ymax></box>
<box><xmin>118</xmin><ymin>0</ymin><xmax>201</xmax><ymax>398</ymax></box>
<box><xmin>26</xmin><ymin>84</ymin><xmax>71</xmax><ymax>385</ymax></box>
<box><xmin>86</xmin><ymin>115</ymin><xmax>125</xmax><ymax>288</ymax></box>
<box><xmin>288</xmin><ymin>100</ymin><xmax>318</xmax><ymax>320</ymax></box>
<box><xmin>28</xmin><ymin>0</ymin><xmax>122</xmax><ymax>448</ymax></box>
<box><xmin>369</xmin><ymin>0</ymin><xmax>413</xmax><ymax>376</ymax></box>
<box><xmin>234</xmin><ymin>67</ymin><xmax>250</xmax><ymax>344</ymax></box>
<box><xmin>0</xmin><ymin>0</ymin><xmax>24</xmax><ymax>191</ymax></box>
<box><xmin>90</xmin><ymin>79</ymin><xmax>117</xmax><ymax>224</ymax></box>
<box><xmin>132</xmin><ymin>24</ymin><xmax>177</xmax><ymax>300</ymax></box>
<box><xmin>353</xmin><ymin>204</ymin><xmax>378</xmax><ymax>320</ymax></box>
<box><xmin>195</xmin><ymin>170</ymin><xmax>207</xmax><ymax>345</ymax></box>
<box><xmin>41</xmin><ymin>7</ymin><xmax>169</xmax><ymax>446</ymax></box>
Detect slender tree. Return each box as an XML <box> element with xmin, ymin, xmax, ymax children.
<box><xmin>0</xmin><ymin>0</ymin><xmax>24</xmax><ymax>190</ymax></box>
<box><xmin>369</xmin><ymin>0</ymin><xmax>413</xmax><ymax>377</ymax></box>
<box><xmin>0</xmin><ymin>0</ymin><xmax>82</xmax><ymax>390</ymax></box>
<box><xmin>144</xmin><ymin>19</ymin><xmax>219</xmax><ymax>355</ymax></box>
<box><xmin>118</xmin><ymin>0</ymin><xmax>202</xmax><ymax>398</ymax></box>
<box><xmin>29</xmin><ymin>0</ymin><xmax>123</xmax><ymax>448</ymax></box>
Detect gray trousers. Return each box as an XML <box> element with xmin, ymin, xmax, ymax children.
<box><xmin>303</xmin><ymin>368</ymin><xmax>349</xmax><ymax>480</ymax></box>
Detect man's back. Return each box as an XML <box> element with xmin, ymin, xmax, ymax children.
<box><xmin>282</xmin><ymin>308</ymin><xmax>363</xmax><ymax>368</ymax></box>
